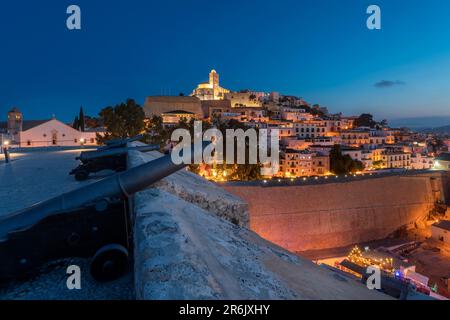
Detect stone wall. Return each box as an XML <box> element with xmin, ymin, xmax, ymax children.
<box><xmin>224</xmin><ymin>173</ymin><xmax>445</xmax><ymax>252</ymax></box>
<box><xmin>143</xmin><ymin>96</ymin><xmax>204</xmax><ymax>118</ymax></box>
<box><xmin>128</xmin><ymin>146</ymin><xmax>390</xmax><ymax>300</ymax></box>
<box><xmin>127</xmin><ymin>146</ymin><xmax>249</xmax><ymax>227</ymax></box>
<box><xmin>133</xmin><ymin>189</ymin><xmax>389</xmax><ymax>300</ymax></box>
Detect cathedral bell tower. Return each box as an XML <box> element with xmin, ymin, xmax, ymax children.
<box><xmin>7</xmin><ymin>107</ymin><xmax>23</xmax><ymax>143</ymax></box>
<box><xmin>209</xmin><ymin>69</ymin><xmax>219</xmax><ymax>90</ymax></box>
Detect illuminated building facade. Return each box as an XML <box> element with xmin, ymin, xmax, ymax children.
<box><xmin>192</xmin><ymin>69</ymin><xmax>230</xmax><ymax>100</ymax></box>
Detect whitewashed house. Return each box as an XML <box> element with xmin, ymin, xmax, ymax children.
<box><xmin>1</xmin><ymin>107</ymin><xmax>101</xmax><ymax>148</ymax></box>
<box><xmin>19</xmin><ymin>118</ymin><xmax>99</xmax><ymax>147</ymax></box>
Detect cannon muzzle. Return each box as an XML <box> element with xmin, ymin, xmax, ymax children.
<box><xmin>98</xmin><ymin>134</ymin><xmax>145</xmax><ymax>150</ymax></box>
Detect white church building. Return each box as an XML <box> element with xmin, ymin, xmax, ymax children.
<box><xmin>1</xmin><ymin>107</ymin><xmax>100</xmax><ymax>148</ymax></box>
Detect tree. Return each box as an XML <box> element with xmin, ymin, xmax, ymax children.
<box><xmin>97</xmin><ymin>99</ymin><xmax>146</xmax><ymax>143</ymax></box>
<box><xmin>72</xmin><ymin>116</ymin><xmax>79</xmax><ymax>130</ymax></box>
<box><xmin>429</xmin><ymin>137</ymin><xmax>445</xmax><ymax>154</ymax></box>
<box><xmin>372</xmin><ymin>160</ymin><xmax>384</xmax><ymax>169</ymax></box>
<box><xmin>166</xmin><ymin>118</ymin><xmax>261</xmax><ymax>181</ymax></box>
<box><xmin>330</xmin><ymin>145</ymin><xmax>364</xmax><ymax>174</ymax></box>
<box><xmin>79</xmin><ymin>106</ymin><xmax>85</xmax><ymax>132</ymax></box>
<box><xmin>145</xmin><ymin>115</ymin><xmax>170</xmax><ymax>147</ymax></box>
<box><xmin>354</xmin><ymin>113</ymin><xmax>377</xmax><ymax>128</ymax></box>
<box><xmin>85</xmin><ymin>116</ymin><xmax>102</xmax><ymax>128</ymax></box>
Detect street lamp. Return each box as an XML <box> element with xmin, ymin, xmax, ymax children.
<box><xmin>3</xmin><ymin>140</ymin><xmax>10</xmax><ymax>163</ymax></box>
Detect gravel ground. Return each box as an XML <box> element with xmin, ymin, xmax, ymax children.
<box><xmin>0</xmin><ymin>258</ymin><xmax>134</xmax><ymax>300</ymax></box>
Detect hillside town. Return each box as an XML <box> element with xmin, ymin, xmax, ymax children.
<box><xmin>1</xmin><ymin>70</ymin><xmax>450</xmax><ymax>301</ymax></box>
<box><xmin>1</xmin><ymin>70</ymin><xmax>450</xmax><ymax>180</ymax></box>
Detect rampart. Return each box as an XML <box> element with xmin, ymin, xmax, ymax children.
<box><xmin>223</xmin><ymin>172</ymin><xmax>448</xmax><ymax>252</ymax></box>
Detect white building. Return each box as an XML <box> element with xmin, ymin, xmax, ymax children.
<box><xmin>381</xmin><ymin>150</ymin><xmax>412</xmax><ymax>169</ymax></box>
<box><xmin>431</xmin><ymin>220</ymin><xmax>450</xmax><ymax>245</ymax></box>
<box><xmin>19</xmin><ymin>118</ymin><xmax>99</xmax><ymax>147</ymax></box>
<box><xmin>281</xmin><ymin>107</ymin><xmax>314</xmax><ymax>122</ymax></box>
<box><xmin>294</xmin><ymin>121</ymin><xmax>329</xmax><ymax>139</ymax></box>
<box><xmin>410</xmin><ymin>153</ymin><xmax>434</xmax><ymax>170</ymax></box>
<box><xmin>1</xmin><ymin>107</ymin><xmax>100</xmax><ymax>148</ymax></box>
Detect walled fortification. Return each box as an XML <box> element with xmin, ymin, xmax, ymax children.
<box><xmin>223</xmin><ymin>173</ymin><xmax>448</xmax><ymax>252</ymax></box>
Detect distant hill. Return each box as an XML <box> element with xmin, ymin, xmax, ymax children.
<box><xmin>419</xmin><ymin>125</ymin><xmax>450</xmax><ymax>134</ymax></box>
<box><xmin>389</xmin><ymin>116</ymin><xmax>450</xmax><ymax>130</ymax></box>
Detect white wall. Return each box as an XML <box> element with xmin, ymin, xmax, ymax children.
<box><xmin>19</xmin><ymin>119</ymin><xmax>99</xmax><ymax>147</ymax></box>
<box><xmin>431</xmin><ymin>225</ymin><xmax>450</xmax><ymax>244</ymax></box>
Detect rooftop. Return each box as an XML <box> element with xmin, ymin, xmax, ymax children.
<box><xmin>436</xmin><ymin>153</ymin><xmax>450</xmax><ymax>162</ymax></box>
<box><xmin>433</xmin><ymin>220</ymin><xmax>450</xmax><ymax>231</ymax></box>
<box><xmin>162</xmin><ymin>110</ymin><xmax>196</xmax><ymax>115</ymax></box>
<box><xmin>284</xmin><ymin>148</ymin><xmax>313</xmax><ymax>154</ymax></box>
<box><xmin>0</xmin><ymin>119</ymin><xmax>51</xmax><ymax>131</ymax></box>
<box><xmin>145</xmin><ymin>96</ymin><xmax>201</xmax><ymax>103</ymax></box>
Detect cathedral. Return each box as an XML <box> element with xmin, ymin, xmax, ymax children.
<box><xmin>191</xmin><ymin>69</ymin><xmax>230</xmax><ymax>100</ymax></box>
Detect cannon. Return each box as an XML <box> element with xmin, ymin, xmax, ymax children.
<box><xmin>97</xmin><ymin>134</ymin><xmax>145</xmax><ymax>151</ymax></box>
<box><xmin>0</xmin><ymin>144</ymin><xmax>202</xmax><ymax>283</ymax></box>
<box><xmin>70</xmin><ymin>145</ymin><xmax>159</xmax><ymax>181</ymax></box>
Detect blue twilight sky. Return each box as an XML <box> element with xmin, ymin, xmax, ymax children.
<box><xmin>1</xmin><ymin>0</ymin><xmax>450</xmax><ymax>123</ymax></box>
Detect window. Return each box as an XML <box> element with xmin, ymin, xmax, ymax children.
<box><xmin>74</xmin><ymin>139</ymin><xmax>78</xmax><ymax>143</ymax></box>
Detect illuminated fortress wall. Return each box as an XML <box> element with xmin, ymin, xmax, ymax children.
<box><xmin>223</xmin><ymin>172</ymin><xmax>448</xmax><ymax>252</ymax></box>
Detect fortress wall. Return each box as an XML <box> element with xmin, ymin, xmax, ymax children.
<box><xmin>441</xmin><ymin>172</ymin><xmax>450</xmax><ymax>205</ymax></box>
<box><xmin>223</xmin><ymin>174</ymin><xmax>444</xmax><ymax>252</ymax></box>
<box><xmin>143</xmin><ymin>96</ymin><xmax>204</xmax><ymax>118</ymax></box>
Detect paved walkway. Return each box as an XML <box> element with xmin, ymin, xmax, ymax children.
<box><xmin>0</xmin><ymin>149</ymin><xmax>105</xmax><ymax>216</ymax></box>
<box><xmin>0</xmin><ymin>149</ymin><xmax>133</xmax><ymax>300</ymax></box>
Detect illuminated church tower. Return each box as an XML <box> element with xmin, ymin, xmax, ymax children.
<box><xmin>192</xmin><ymin>69</ymin><xmax>230</xmax><ymax>100</ymax></box>
<box><xmin>209</xmin><ymin>69</ymin><xmax>219</xmax><ymax>91</ymax></box>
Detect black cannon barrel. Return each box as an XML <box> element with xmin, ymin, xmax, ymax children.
<box><xmin>99</xmin><ymin>134</ymin><xmax>145</xmax><ymax>150</ymax></box>
<box><xmin>76</xmin><ymin>145</ymin><xmax>159</xmax><ymax>162</ymax></box>
<box><xmin>0</xmin><ymin>143</ymin><xmax>206</xmax><ymax>241</ymax></box>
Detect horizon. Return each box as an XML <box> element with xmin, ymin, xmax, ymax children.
<box><xmin>1</xmin><ymin>0</ymin><xmax>450</xmax><ymax>125</ymax></box>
